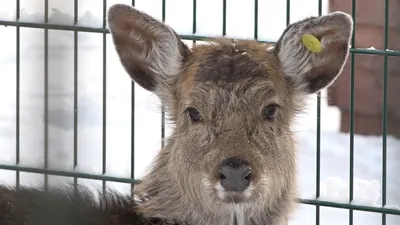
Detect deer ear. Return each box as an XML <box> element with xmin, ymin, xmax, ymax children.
<box><xmin>107</xmin><ymin>4</ymin><xmax>190</xmax><ymax>93</ymax></box>
<box><xmin>273</xmin><ymin>12</ymin><xmax>353</xmax><ymax>95</ymax></box>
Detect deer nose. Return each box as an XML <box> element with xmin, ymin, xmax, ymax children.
<box><xmin>219</xmin><ymin>157</ymin><xmax>252</xmax><ymax>192</ymax></box>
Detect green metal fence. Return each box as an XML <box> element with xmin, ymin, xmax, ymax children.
<box><xmin>0</xmin><ymin>0</ymin><xmax>399</xmax><ymax>224</ymax></box>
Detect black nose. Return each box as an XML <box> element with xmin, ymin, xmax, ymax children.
<box><xmin>219</xmin><ymin>157</ymin><xmax>252</xmax><ymax>192</ymax></box>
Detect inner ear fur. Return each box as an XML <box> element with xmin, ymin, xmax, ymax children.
<box><xmin>274</xmin><ymin>12</ymin><xmax>353</xmax><ymax>94</ymax></box>
<box><xmin>107</xmin><ymin>4</ymin><xmax>190</xmax><ymax>93</ymax></box>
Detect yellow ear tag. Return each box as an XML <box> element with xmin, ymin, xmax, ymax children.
<box><xmin>301</xmin><ymin>33</ymin><xmax>322</xmax><ymax>53</ymax></box>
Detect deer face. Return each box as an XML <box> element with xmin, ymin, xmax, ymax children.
<box><xmin>107</xmin><ymin>4</ymin><xmax>352</xmax><ymax>222</ymax></box>
<box><xmin>171</xmin><ymin>39</ymin><xmax>299</xmax><ymax>205</ymax></box>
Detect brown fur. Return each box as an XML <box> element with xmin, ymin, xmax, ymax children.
<box><xmin>0</xmin><ymin>4</ymin><xmax>353</xmax><ymax>225</ymax></box>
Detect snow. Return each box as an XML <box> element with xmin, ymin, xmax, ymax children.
<box><xmin>318</xmin><ymin>176</ymin><xmax>381</xmax><ymax>205</ymax></box>
<box><xmin>1</xmin><ymin>0</ymin><xmax>400</xmax><ymax>224</ymax></box>
<box><xmin>362</xmin><ymin>47</ymin><xmax>397</xmax><ymax>53</ymax></box>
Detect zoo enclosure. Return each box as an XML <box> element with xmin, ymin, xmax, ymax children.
<box><xmin>0</xmin><ymin>0</ymin><xmax>399</xmax><ymax>225</ymax></box>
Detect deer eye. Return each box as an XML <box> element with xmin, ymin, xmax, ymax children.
<box><xmin>186</xmin><ymin>107</ymin><xmax>202</xmax><ymax>122</ymax></box>
<box><xmin>263</xmin><ymin>104</ymin><xmax>278</xmax><ymax>120</ymax></box>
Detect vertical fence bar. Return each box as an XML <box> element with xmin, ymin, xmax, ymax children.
<box><xmin>73</xmin><ymin>0</ymin><xmax>79</xmax><ymax>192</ymax></box>
<box><xmin>316</xmin><ymin>1</ymin><xmax>322</xmax><ymax>225</ymax></box>
<box><xmin>161</xmin><ymin>0</ymin><xmax>166</xmax><ymax>148</ymax></box>
<box><xmin>349</xmin><ymin>0</ymin><xmax>356</xmax><ymax>224</ymax></box>
<box><xmin>286</xmin><ymin>0</ymin><xmax>290</xmax><ymax>26</ymax></box>
<box><xmin>222</xmin><ymin>0</ymin><xmax>226</xmax><ymax>36</ymax></box>
<box><xmin>382</xmin><ymin>0</ymin><xmax>389</xmax><ymax>224</ymax></box>
<box><xmin>254</xmin><ymin>0</ymin><xmax>258</xmax><ymax>40</ymax></box>
<box><xmin>44</xmin><ymin>0</ymin><xmax>49</xmax><ymax>191</ymax></box>
<box><xmin>15</xmin><ymin>0</ymin><xmax>21</xmax><ymax>191</ymax></box>
<box><xmin>131</xmin><ymin>0</ymin><xmax>136</xmax><ymax>194</ymax></box>
<box><xmin>192</xmin><ymin>0</ymin><xmax>196</xmax><ymax>46</ymax></box>
<box><xmin>102</xmin><ymin>0</ymin><xmax>107</xmax><ymax>203</ymax></box>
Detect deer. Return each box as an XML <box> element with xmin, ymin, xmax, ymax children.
<box><xmin>0</xmin><ymin>3</ymin><xmax>353</xmax><ymax>225</ymax></box>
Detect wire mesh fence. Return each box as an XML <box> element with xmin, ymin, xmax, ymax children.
<box><xmin>0</xmin><ymin>0</ymin><xmax>400</xmax><ymax>224</ymax></box>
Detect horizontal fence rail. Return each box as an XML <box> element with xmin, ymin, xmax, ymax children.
<box><xmin>0</xmin><ymin>0</ymin><xmax>398</xmax><ymax>224</ymax></box>
<box><xmin>1</xmin><ymin>20</ymin><xmax>400</xmax><ymax>57</ymax></box>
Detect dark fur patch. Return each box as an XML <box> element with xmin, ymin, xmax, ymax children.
<box><xmin>192</xmin><ymin>43</ymin><xmax>268</xmax><ymax>84</ymax></box>
<box><xmin>0</xmin><ymin>185</ymin><xmax>182</xmax><ymax>225</ymax></box>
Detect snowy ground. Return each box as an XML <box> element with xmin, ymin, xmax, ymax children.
<box><xmin>1</xmin><ymin>0</ymin><xmax>400</xmax><ymax>224</ymax></box>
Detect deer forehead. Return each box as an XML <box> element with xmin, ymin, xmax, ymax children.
<box><xmin>177</xmin><ymin>40</ymin><xmax>288</xmax><ymax>102</ymax></box>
